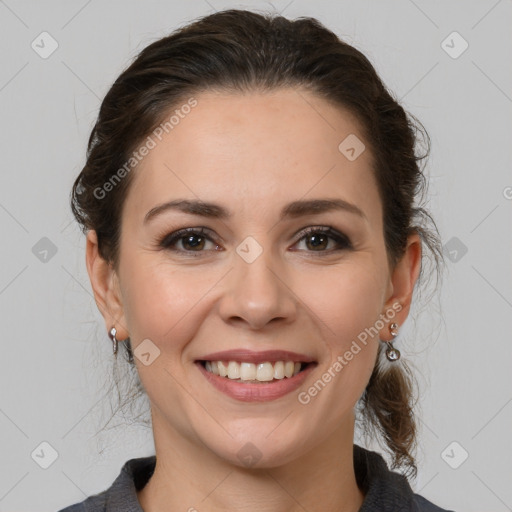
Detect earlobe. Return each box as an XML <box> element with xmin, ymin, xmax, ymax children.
<box><xmin>379</xmin><ymin>232</ymin><xmax>422</xmax><ymax>340</ymax></box>
<box><xmin>85</xmin><ymin>230</ymin><xmax>129</xmax><ymax>339</ymax></box>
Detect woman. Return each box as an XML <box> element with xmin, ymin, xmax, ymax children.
<box><xmin>59</xmin><ymin>8</ymin><xmax>452</xmax><ymax>512</ymax></box>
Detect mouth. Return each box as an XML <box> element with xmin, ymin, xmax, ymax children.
<box><xmin>196</xmin><ymin>359</ymin><xmax>317</xmax><ymax>383</ymax></box>
<box><xmin>195</xmin><ymin>358</ymin><xmax>318</xmax><ymax>402</ymax></box>
<box><xmin>194</xmin><ymin>349</ymin><xmax>318</xmax><ymax>401</ymax></box>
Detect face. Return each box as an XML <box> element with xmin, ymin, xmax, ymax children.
<box><xmin>87</xmin><ymin>87</ymin><xmax>420</xmax><ymax>469</ymax></box>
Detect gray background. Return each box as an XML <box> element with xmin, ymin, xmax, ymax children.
<box><xmin>1</xmin><ymin>1</ymin><xmax>511</xmax><ymax>511</ymax></box>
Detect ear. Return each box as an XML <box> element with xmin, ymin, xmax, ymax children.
<box><xmin>85</xmin><ymin>230</ymin><xmax>129</xmax><ymax>340</ymax></box>
<box><xmin>379</xmin><ymin>231</ymin><xmax>422</xmax><ymax>341</ymax></box>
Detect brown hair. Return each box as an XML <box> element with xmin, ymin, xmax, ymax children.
<box><xmin>71</xmin><ymin>8</ymin><xmax>444</xmax><ymax>478</ymax></box>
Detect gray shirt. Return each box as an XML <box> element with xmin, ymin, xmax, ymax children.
<box><xmin>57</xmin><ymin>444</ymin><xmax>454</xmax><ymax>511</ymax></box>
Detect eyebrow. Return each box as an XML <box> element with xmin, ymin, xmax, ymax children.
<box><xmin>144</xmin><ymin>197</ymin><xmax>367</xmax><ymax>224</ymax></box>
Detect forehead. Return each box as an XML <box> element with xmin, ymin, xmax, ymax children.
<box><xmin>124</xmin><ymin>87</ymin><xmax>381</xmax><ymax>226</ymax></box>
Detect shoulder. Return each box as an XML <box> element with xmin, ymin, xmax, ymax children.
<box><xmin>57</xmin><ymin>455</ymin><xmax>156</xmax><ymax>512</ymax></box>
<box><xmin>57</xmin><ymin>491</ymin><xmax>107</xmax><ymax>512</ymax></box>
<box><xmin>353</xmin><ymin>444</ymin><xmax>455</xmax><ymax>512</ymax></box>
<box><xmin>413</xmin><ymin>493</ymin><xmax>456</xmax><ymax>512</ymax></box>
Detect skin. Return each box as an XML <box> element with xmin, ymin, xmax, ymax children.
<box><xmin>86</xmin><ymin>87</ymin><xmax>421</xmax><ymax>512</ymax></box>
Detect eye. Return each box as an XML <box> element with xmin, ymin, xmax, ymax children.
<box><xmin>158</xmin><ymin>227</ymin><xmax>220</xmax><ymax>255</ymax></box>
<box><xmin>292</xmin><ymin>226</ymin><xmax>352</xmax><ymax>253</ymax></box>
<box><xmin>157</xmin><ymin>225</ymin><xmax>352</xmax><ymax>256</ymax></box>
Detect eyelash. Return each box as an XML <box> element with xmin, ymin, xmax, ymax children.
<box><xmin>157</xmin><ymin>226</ymin><xmax>352</xmax><ymax>257</ymax></box>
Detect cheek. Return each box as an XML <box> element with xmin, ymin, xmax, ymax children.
<box><xmin>297</xmin><ymin>259</ymin><xmax>384</xmax><ymax>389</ymax></box>
<box><xmin>119</xmin><ymin>256</ymin><xmax>220</xmax><ymax>349</ymax></box>
<box><xmin>301</xmin><ymin>259</ymin><xmax>385</xmax><ymax>342</ymax></box>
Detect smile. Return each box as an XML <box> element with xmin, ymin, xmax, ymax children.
<box><xmin>201</xmin><ymin>360</ymin><xmax>309</xmax><ymax>382</ymax></box>
<box><xmin>195</xmin><ymin>360</ymin><xmax>318</xmax><ymax>402</ymax></box>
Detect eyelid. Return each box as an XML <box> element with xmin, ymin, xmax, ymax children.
<box><xmin>292</xmin><ymin>225</ymin><xmax>353</xmax><ymax>251</ymax></box>
<box><xmin>157</xmin><ymin>226</ymin><xmax>220</xmax><ymax>249</ymax></box>
<box><xmin>157</xmin><ymin>225</ymin><xmax>352</xmax><ymax>254</ymax></box>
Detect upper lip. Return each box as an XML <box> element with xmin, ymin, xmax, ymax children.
<box><xmin>196</xmin><ymin>349</ymin><xmax>316</xmax><ymax>364</ymax></box>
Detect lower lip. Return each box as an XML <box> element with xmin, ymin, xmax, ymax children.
<box><xmin>195</xmin><ymin>362</ymin><xmax>316</xmax><ymax>402</ymax></box>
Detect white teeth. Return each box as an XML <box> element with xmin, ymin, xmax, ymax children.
<box><xmin>227</xmin><ymin>361</ymin><xmax>240</xmax><ymax>379</ymax></box>
<box><xmin>284</xmin><ymin>361</ymin><xmax>295</xmax><ymax>378</ymax></box>
<box><xmin>273</xmin><ymin>361</ymin><xmax>284</xmax><ymax>379</ymax></box>
<box><xmin>256</xmin><ymin>362</ymin><xmax>274</xmax><ymax>381</ymax></box>
<box><xmin>240</xmin><ymin>362</ymin><xmax>256</xmax><ymax>380</ymax></box>
<box><xmin>218</xmin><ymin>361</ymin><xmax>228</xmax><ymax>377</ymax></box>
<box><xmin>204</xmin><ymin>360</ymin><xmax>304</xmax><ymax>381</ymax></box>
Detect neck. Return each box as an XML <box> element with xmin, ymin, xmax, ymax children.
<box><xmin>138</xmin><ymin>408</ymin><xmax>365</xmax><ymax>512</ymax></box>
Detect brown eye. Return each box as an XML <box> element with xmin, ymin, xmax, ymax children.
<box><xmin>293</xmin><ymin>227</ymin><xmax>352</xmax><ymax>253</ymax></box>
<box><xmin>158</xmin><ymin>226</ymin><xmax>351</xmax><ymax>257</ymax></box>
<box><xmin>159</xmin><ymin>227</ymin><xmax>220</xmax><ymax>254</ymax></box>
<box><xmin>179</xmin><ymin>233</ymin><xmax>206</xmax><ymax>251</ymax></box>
<box><xmin>304</xmin><ymin>232</ymin><xmax>329</xmax><ymax>251</ymax></box>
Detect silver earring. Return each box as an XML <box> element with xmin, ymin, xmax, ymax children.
<box><xmin>109</xmin><ymin>326</ymin><xmax>119</xmax><ymax>356</ymax></box>
<box><xmin>384</xmin><ymin>322</ymin><xmax>401</xmax><ymax>361</ymax></box>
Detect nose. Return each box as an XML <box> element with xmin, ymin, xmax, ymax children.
<box><xmin>218</xmin><ymin>248</ymin><xmax>297</xmax><ymax>331</ymax></box>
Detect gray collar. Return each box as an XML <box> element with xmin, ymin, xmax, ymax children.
<box><xmin>58</xmin><ymin>444</ymin><xmax>453</xmax><ymax>512</ymax></box>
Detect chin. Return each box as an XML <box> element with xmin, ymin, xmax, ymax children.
<box><xmin>205</xmin><ymin>431</ymin><xmax>309</xmax><ymax>470</ymax></box>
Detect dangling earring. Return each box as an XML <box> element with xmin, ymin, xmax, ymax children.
<box><xmin>384</xmin><ymin>322</ymin><xmax>401</xmax><ymax>361</ymax></box>
<box><xmin>109</xmin><ymin>326</ymin><xmax>119</xmax><ymax>356</ymax></box>
<box><xmin>109</xmin><ymin>326</ymin><xmax>134</xmax><ymax>363</ymax></box>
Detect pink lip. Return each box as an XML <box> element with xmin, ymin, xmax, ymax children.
<box><xmin>195</xmin><ymin>361</ymin><xmax>317</xmax><ymax>402</ymax></box>
<box><xmin>196</xmin><ymin>349</ymin><xmax>316</xmax><ymax>365</ymax></box>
